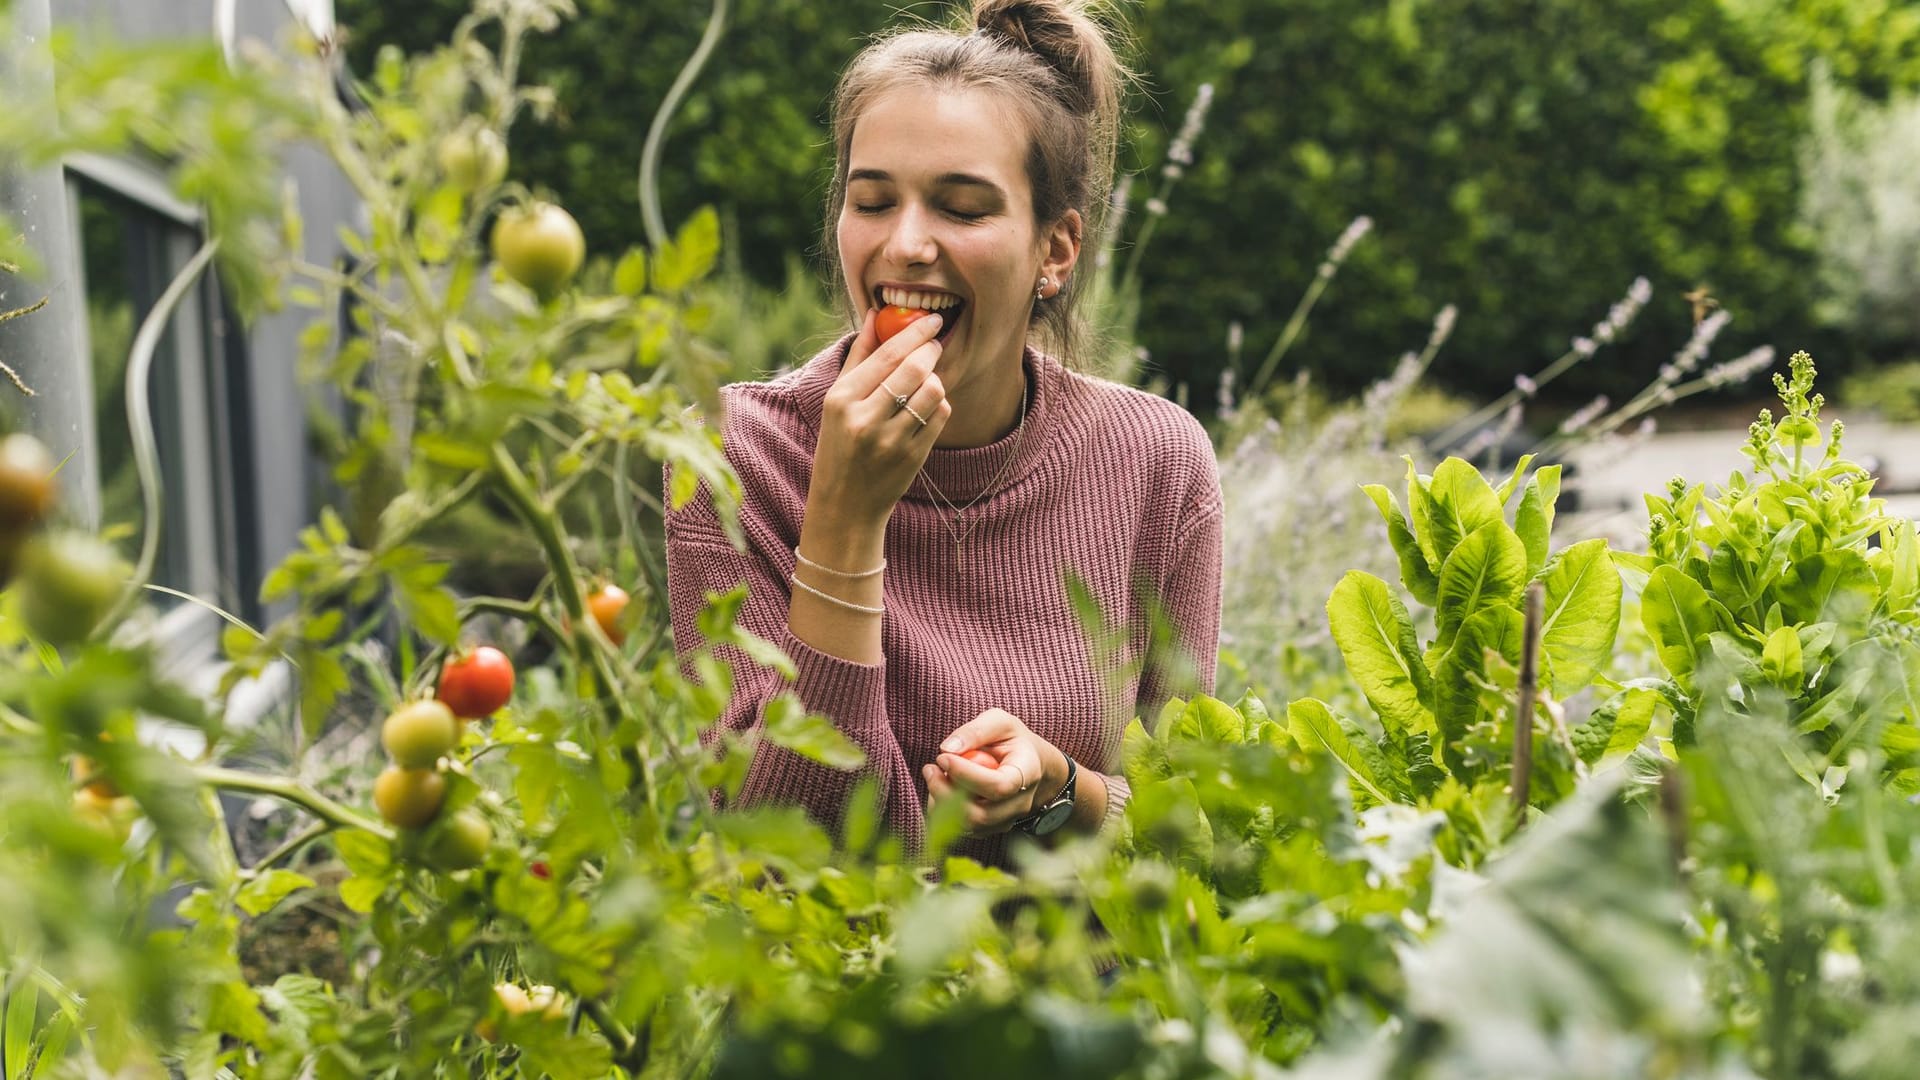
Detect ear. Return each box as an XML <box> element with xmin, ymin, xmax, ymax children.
<box><xmin>1039</xmin><ymin>208</ymin><xmax>1082</xmax><ymax>293</ymax></box>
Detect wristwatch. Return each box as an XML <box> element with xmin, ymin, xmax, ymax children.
<box><xmin>1014</xmin><ymin>756</ymin><xmax>1077</xmax><ymax>837</ymax></box>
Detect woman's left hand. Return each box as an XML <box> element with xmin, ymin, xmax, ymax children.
<box><xmin>923</xmin><ymin>708</ymin><xmax>1068</xmax><ymax>835</ymax></box>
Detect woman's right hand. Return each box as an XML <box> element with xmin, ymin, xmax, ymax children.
<box><xmin>806</xmin><ymin>309</ymin><xmax>952</xmax><ymax>528</ymax></box>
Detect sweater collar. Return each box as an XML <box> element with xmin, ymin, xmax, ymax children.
<box><xmin>790</xmin><ymin>332</ymin><xmax>1066</xmax><ymax>504</ymax></box>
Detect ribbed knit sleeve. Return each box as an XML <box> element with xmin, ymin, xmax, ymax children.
<box><xmin>663</xmin><ymin>478</ymin><xmax>924</xmax><ymax>855</ymax></box>
<box><xmin>1106</xmin><ymin>439</ymin><xmax>1225</xmax><ymax>831</ymax></box>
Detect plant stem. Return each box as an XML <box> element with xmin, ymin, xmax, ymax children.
<box><xmin>193</xmin><ymin>765</ymin><xmax>394</xmax><ymax>842</ymax></box>
<box><xmin>94</xmin><ymin>239</ymin><xmax>221</xmax><ymax>641</ymax></box>
<box><xmin>582</xmin><ymin>998</ymin><xmax>642</xmax><ymax>1069</ymax></box>
<box><xmin>639</xmin><ymin>0</ymin><xmax>730</xmax><ymax>250</ymax></box>
<box><xmin>243</xmin><ymin>820</ymin><xmax>332</xmax><ymax>879</ymax></box>
<box><xmin>1510</xmin><ymin>582</ymin><xmax>1544</xmax><ymax>821</ymax></box>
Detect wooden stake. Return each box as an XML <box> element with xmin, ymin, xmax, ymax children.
<box><xmin>1511</xmin><ymin>581</ymin><xmax>1545</xmax><ymax>820</ymax></box>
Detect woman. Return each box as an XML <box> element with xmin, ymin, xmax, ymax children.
<box><xmin>665</xmin><ymin>0</ymin><xmax>1222</xmax><ymax>868</ymax></box>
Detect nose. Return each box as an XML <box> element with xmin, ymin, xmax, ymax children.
<box><xmin>882</xmin><ymin>202</ymin><xmax>939</xmax><ymax>266</ymax></box>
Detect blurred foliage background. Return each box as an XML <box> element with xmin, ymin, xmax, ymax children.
<box><xmin>336</xmin><ymin>0</ymin><xmax>1920</xmax><ymax>408</ymax></box>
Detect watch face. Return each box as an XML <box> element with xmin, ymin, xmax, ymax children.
<box><xmin>1033</xmin><ymin>801</ymin><xmax>1073</xmax><ymax>836</ymax></box>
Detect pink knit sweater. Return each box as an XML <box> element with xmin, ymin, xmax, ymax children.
<box><xmin>665</xmin><ymin>334</ymin><xmax>1223</xmax><ymax>867</ymax></box>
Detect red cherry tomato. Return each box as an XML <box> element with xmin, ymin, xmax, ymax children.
<box><xmin>960</xmin><ymin>749</ymin><xmax>999</xmax><ymax>769</ymax></box>
<box><xmin>436</xmin><ymin>646</ymin><xmax>515</xmax><ymax>719</ymax></box>
<box><xmin>874</xmin><ymin>305</ymin><xmax>933</xmax><ymax>343</ymax></box>
<box><xmin>530</xmin><ymin>860</ymin><xmax>552</xmax><ymax>880</ymax></box>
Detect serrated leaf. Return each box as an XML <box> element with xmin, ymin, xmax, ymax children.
<box><xmin>1327</xmin><ymin>571</ymin><xmax>1436</xmax><ymax>736</ymax></box>
<box><xmin>235</xmin><ymin>869</ymin><xmax>317</xmax><ymax>917</ymax></box>
<box><xmin>1363</xmin><ymin>483</ymin><xmax>1439</xmax><ymax>606</ymax></box>
<box><xmin>1288</xmin><ymin>698</ymin><xmax>1393</xmax><ymax>805</ymax></box>
<box><xmin>613</xmin><ymin>247</ymin><xmax>648</xmax><ymax>295</ymax></box>
<box><xmin>653</xmin><ymin>206</ymin><xmax>720</xmax><ymax>291</ymax></box>
<box><xmin>1535</xmin><ymin>539</ymin><xmax>1622</xmax><ymax>693</ymax></box>
<box><xmin>1436</xmin><ymin>522</ymin><xmax>1528</xmax><ymax>651</ymax></box>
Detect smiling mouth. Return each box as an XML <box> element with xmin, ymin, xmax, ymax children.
<box><xmin>874</xmin><ymin>288</ymin><xmax>965</xmax><ymax>345</ymax></box>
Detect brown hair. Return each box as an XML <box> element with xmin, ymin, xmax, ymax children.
<box><xmin>822</xmin><ymin>0</ymin><xmax>1131</xmax><ymax>365</ymax></box>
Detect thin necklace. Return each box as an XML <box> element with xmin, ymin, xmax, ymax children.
<box><xmin>920</xmin><ymin>374</ymin><xmax>1029</xmax><ymax>546</ymax></box>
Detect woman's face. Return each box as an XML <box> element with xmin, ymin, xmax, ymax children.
<box><xmin>837</xmin><ymin>85</ymin><xmax>1065</xmax><ymax>395</ymax></box>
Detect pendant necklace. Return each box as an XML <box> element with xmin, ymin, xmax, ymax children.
<box><xmin>920</xmin><ymin>374</ymin><xmax>1029</xmax><ymax>546</ymax></box>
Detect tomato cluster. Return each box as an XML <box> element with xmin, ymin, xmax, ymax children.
<box><xmin>372</xmin><ymin>688</ymin><xmax>497</xmax><ymax>869</ymax></box>
<box><xmin>0</xmin><ymin>432</ymin><xmax>126</xmax><ymax>647</ymax></box>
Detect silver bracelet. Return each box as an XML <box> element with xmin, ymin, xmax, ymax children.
<box><xmin>789</xmin><ymin>572</ymin><xmax>885</xmax><ymax>615</ymax></box>
<box><xmin>793</xmin><ymin>548</ymin><xmax>886</xmax><ymax>579</ymax></box>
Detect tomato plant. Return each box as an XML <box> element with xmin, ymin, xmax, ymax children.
<box><xmin>491</xmin><ymin>199</ymin><xmax>585</xmax><ymax>295</ymax></box>
<box><xmin>436</xmin><ymin>646</ymin><xmax>515</xmax><ymax>718</ymax></box>
<box><xmin>437</xmin><ymin>123</ymin><xmax>508</xmax><ymax>192</ymax></box>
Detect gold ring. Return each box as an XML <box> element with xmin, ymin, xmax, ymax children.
<box><xmin>902</xmin><ymin>402</ymin><xmax>928</xmax><ymax>427</ymax></box>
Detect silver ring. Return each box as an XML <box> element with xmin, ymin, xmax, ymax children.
<box><xmin>1011</xmin><ymin>762</ymin><xmax>1030</xmax><ymax>791</ymax></box>
<box><xmin>902</xmin><ymin>402</ymin><xmax>928</xmax><ymax>427</ymax></box>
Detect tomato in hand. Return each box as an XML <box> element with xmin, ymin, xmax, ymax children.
<box><xmin>373</xmin><ymin>766</ymin><xmax>447</xmax><ymax>829</ymax></box>
<box><xmin>437</xmin><ymin>646</ymin><xmax>515</xmax><ymax>719</ymax></box>
<box><xmin>875</xmin><ymin>304</ymin><xmax>934</xmax><ymax>344</ymax></box>
<box><xmin>586</xmin><ymin>584</ymin><xmax>630</xmax><ymax>645</ymax></box>
<box><xmin>960</xmin><ymin>748</ymin><xmax>1000</xmax><ymax>769</ymax></box>
<box><xmin>491</xmin><ymin>201</ymin><xmax>585</xmax><ymax>296</ymax></box>
<box><xmin>381</xmin><ymin>699</ymin><xmax>459</xmax><ymax>767</ymax></box>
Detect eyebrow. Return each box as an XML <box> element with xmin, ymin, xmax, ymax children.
<box><xmin>847</xmin><ymin>168</ymin><xmax>1006</xmax><ymax>196</ymax></box>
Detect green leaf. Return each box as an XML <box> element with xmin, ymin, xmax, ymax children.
<box><xmin>1436</xmin><ymin>522</ymin><xmax>1528</xmax><ymax>651</ymax></box>
<box><xmin>1494</xmin><ymin>453</ymin><xmax>1537</xmax><ymax>506</ymax></box>
<box><xmin>1287</xmin><ymin>698</ymin><xmax>1393</xmax><ymax>805</ymax></box>
<box><xmin>653</xmin><ymin>206</ymin><xmax>721</xmax><ymax>291</ymax></box>
<box><xmin>1761</xmin><ymin>624</ymin><xmax>1804</xmax><ymax>691</ymax></box>
<box><xmin>1428</xmin><ymin>458</ymin><xmax>1507</xmax><ymax>567</ymax></box>
<box><xmin>1168</xmin><ymin>695</ymin><xmax>1248</xmax><ymax>745</ymax></box>
<box><xmin>761</xmin><ymin>695</ymin><xmax>866</xmax><ymax>770</ymax></box>
<box><xmin>1775</xmin><ymin>550</ymin><xmax>1877</xmax><ymax>627</ymax></box>
<box><xmin>413</xmin><ymin>432</ymin><xmax>490</xmax><ymax>470</ymax></box>
<box><xmin>235</xmin><ymin>870</ymin><xmax>317</xmax><ymax>917</ymax></box>
<box><xmin>1571</xmin><ymin>687</ymin><xmax>1659</xmax><ymax>765</ymax></box>
<box><xmin>1513</xmin><ymin>465</ymin><xmax>1562</xmax><ymax>575</ymax></box>
<box><xmin>1535</xmin><ymin>539</ymin><xmax>1622</xmax><ymax>693</ymax></box>
<box><xmin>1326</xmin><ymin>571</ymin><xmax>1436</xmax><ymax>737</ymax></box>
<box><xmin>612</xmin><ymin>247</ymin><xmax>648</xmax><ymax>295</ymax></box>
<box><xmin>1640</xmin><ymin>565</ymin><xmax>1715</xmax><ymax>686</ymax></box>
<box><xmin>6</xmin><ymin>977</ymin><xmax>36</xmax><ymax>1080</ymax></box>
<box><xmin>1433</xmin><ymin>604</ymin><xmax>1527</xmax><ymax>775</ymax></box>
<box><xmin>1129</xmin><ymin>776</ymin><xmax>1216</xmax><ymax>874</ymax></box>
<box><xmin>1363</xmin><ymin>483</ymin><xmax>1439</xmax><ymax>606</ymax></box>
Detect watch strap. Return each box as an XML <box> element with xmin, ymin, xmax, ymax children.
<box><xmin>1015</xmin><ymin>756</ymin><xmax>1077</xmax><ymax>836</ymax></box>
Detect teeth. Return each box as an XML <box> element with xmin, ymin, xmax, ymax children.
<box><xmin>880</xmin><ymin>287</ymin><xmax>961</xmax><ymax>310</ymax></box>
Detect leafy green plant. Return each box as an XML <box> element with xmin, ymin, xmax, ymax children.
<box><xmin>1624</xmin><ymin>350</ymin><xmax>1920</xmax><ymax>794</ymax></box>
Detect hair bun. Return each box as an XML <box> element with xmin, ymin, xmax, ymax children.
<box><xmin>972</xmin><ymin>0</ymin><xmax>1096</xmax><ymax>112</ymax></box>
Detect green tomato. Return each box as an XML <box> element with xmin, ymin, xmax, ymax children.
<box><xmin>491</xmin><ymin>201</ymin><xmax>585</xmax><ymax>296</ymax></box>
<box><xmin>381</xmin><ymin>699</ymin><xmax>459</xmax><ymax>768</ymax></box>
<box><xmin>17</xmin><ymin>532</ymin><xmax>125</xmax><ymax>645</ymax></box>
<box><xmin>429</xmin><ymin>809</ymin><xmax>492</xmax><ymax>870</ymax></box>
<box><xmin>437</xmin><ymin>125</ymin><xmax>508</xmax><ymax>192</ymax></box>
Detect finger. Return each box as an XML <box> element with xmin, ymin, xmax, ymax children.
<box><xmin>890</xmin><ymin>373</ymin><xmax>947</xmax><ymax>436</ymax></box>
<box><xmin>840</xmin><ymin>311</ymin><xmax>942</xmax><ymax>399</ymax></box>
<box><xmin>938</xmin><ymin>751</ymin><xmax>1023</xmax><ymax>801</ymax></box>
<box><xmin>940</xmin><ymin>709</ymin><xmax>1016</xmax><ymax>756</ymax></box>
<box><xmin>843</xmin><ymin>307</ymin><xmax>878</xmax><ymax>370</ymax></box>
